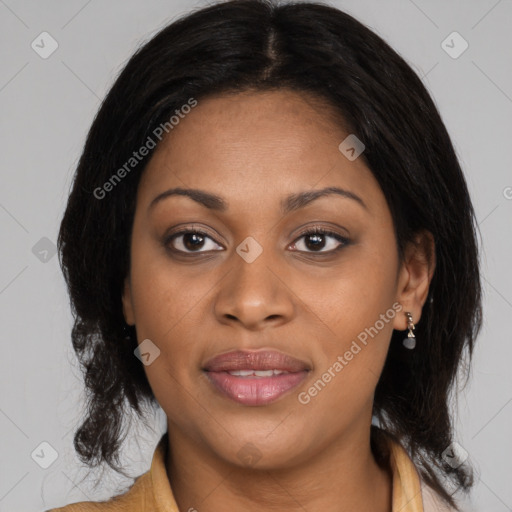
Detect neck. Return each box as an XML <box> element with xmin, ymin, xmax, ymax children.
<box><xmin>165</xmin><ymin>422</ymin><xmax>392</xmax><ymax>512</ymax></box>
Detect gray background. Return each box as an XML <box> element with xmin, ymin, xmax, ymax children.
<box><xmin>1</xmin><ymin>0</ymin><xmax>511</xmax><ymax>510</ymax></box>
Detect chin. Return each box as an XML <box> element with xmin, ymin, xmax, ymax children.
<box><xmin>210</xmin><ymin>429</ymin><xmax>312</xmax><ymax>470</ymax></box>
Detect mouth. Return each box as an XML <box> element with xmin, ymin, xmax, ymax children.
<box><xmin>203</xmin><ymin>349</ymin><xmax>310</xmax><ymax>406</ymax></box>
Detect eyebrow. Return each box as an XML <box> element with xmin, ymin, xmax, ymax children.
<box><xmin>148</xmin><ymin>186</ymin><xmax>368</xmax><ymax>214</ymax></box>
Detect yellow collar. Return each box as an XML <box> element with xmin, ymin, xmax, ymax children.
<box><xmin>52</xmin><ymin>432</ymin><xmax>436</xmax><ymax>511</ymax></box>
<box><xmin>149</xmin><ymin>433</ymin><xmax>425</xmax><ymax>512</ymax></box>
<box><xmin>386</xmin><ymin>435</ymin><xmax>424</xmax><ymax>511</ymax></box>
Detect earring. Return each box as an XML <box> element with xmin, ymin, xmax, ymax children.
<box><xmin>403</xmin><ymin>312</ymin><xmax>416</xmax><ymax>350</ymax></box>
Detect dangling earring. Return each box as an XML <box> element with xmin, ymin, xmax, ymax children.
<box><xmin>403</xmin><ymin>312</ymin><xmax>416</xmax><ymax>350</ymax></box>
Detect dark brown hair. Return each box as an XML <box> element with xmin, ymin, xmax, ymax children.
<box><xmin>58</xmin><ymin>0</ymin><xmax>482</xmax><ymax>507</ymax></box>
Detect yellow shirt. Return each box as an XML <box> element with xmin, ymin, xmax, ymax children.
<box><xmin>48</xmin><ymin>433</ymin><xmax>453</xmax><ymax>512</ymax></box>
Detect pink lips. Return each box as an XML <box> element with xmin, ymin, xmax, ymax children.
<box><xmin>203</xmin><ymin>350</ymin><xmax>310</xmax><ymax>406</ymax></box>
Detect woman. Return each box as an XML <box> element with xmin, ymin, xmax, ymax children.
<box><xmin>50</xmin><ymin>0</ymin><xmax>482</xmax><ymax>510</ymax></box>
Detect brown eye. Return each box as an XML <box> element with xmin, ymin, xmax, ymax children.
<box><xmin>167</xmin><ymin>230</ymin><xmax>223</xmax><ymax>253</ymax></box>
<box><xmin>291</xmin><ymin>228</ymin><xmax>349</xmax><ymax>253</ymax></box>
<box><xmin>304</xmin><ymin>233</ymin><xmax>327</xmax><ymax>251</ymax></box>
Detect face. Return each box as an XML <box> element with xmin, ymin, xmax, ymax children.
<box><xmin>122</xmin><ymin>89</ymin><xmax>429</xmax><ymax>470</ymax></box>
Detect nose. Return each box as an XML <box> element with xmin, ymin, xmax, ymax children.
<box><xmin>213</xmin><ymin>248</ymin><xmax>296</xmax><ymax>331</ymax></box>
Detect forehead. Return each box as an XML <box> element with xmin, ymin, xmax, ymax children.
<box><xmin>137</xmin><ymin>89</ymin><xmax>384</xmax><ymax>215</ymax></box>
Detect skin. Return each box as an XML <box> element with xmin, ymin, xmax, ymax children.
<box><xmin>122</xmin><ymin>89</ymin><xmax>435</xmax><ymax>512</ymax></box>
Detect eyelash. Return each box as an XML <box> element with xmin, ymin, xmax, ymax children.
<box><xmin>164</xmin><ymin>226</ymin><xmax>350</xmax><ymax>255</ymax></box>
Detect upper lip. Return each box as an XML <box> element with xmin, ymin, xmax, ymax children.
<box><xmin>203</xmin><ymin>349</ymin><xmax>310</xmax><ymax>373</ymax></box>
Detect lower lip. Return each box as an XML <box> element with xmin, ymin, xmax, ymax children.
<box><xmin>204</xmin><ymin>370</ymin><xmax>309</xmax><ymax>406</ymax></box>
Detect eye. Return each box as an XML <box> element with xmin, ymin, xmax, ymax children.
<box><xmin>290</xmin><ymin>227</ymin><xmax>349</xmax><ymax>253</ymax></box>
<box><xmin>164</xmin><ymin>226</ymin><xmax>349</xmax><ymax>255</ymax></box>
<box><xmin>166</xmin><ymin>229</ymin><xmax>224</xmax><ymax>253</ymax></box>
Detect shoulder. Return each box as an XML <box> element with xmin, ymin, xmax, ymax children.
<box><xmin>371</xmin><ymin>427</ymin><xmax>464</xmax><ymax>512</ymax></box>
<box><xmin>45</xmin><ymin>470</ymin><xmax>151</xmax><ymax>511</ymax></box>
<box><xmin>47</xmin><ymin>434</ymin><xmax>171</xmax><ymax>511</ymax></box>
<box><xmin>421</xmin><ymin>481</ymin><xmax>460</xmax><ymax>512</ymax></box>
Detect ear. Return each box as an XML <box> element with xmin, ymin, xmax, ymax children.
<box><xmin>393</xmin><ymin>230</ymin><xmax>436</xmax><ymax>331</ymax></box>
<box><xmin>122</xmin><ymin>276</ymin><xmax>136</xmax><ymax>326</ymax></box>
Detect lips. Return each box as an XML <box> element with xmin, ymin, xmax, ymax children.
<box><xmin>203</xmin><ymin>349</ymin><xmax>310</xmax><ymax>373</ymax></box>
<box><xmin>203</xmin><ymin>349</ymin><xmax>310</xmax><ymax>406</ymax></box>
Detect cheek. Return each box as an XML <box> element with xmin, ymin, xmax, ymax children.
<box><xmin>129</xmin><ymin>238</ymin><xmax>216</xmax><ymax>339</ymax></box>
<box><xmin>305</xmin><ymin>237</ymin><xmax>399</xmax><ymax>391</ymax></box>
<box><xmin>127</xmin><ymin>240</ymin><xmax>222</xmax><ymax>401</ymax></box>
<box><xmin>127</xmin><ymin>251</ymin><xmax>212</xmax><ymax>415</ymax></box>
<box><xmin>313</xmin><ymin>237</ymin><xmax>398</xmax><ymax>329</ymax></box>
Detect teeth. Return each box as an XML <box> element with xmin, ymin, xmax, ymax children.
<box><xmin>227</xmin><ymin>369</ymin><xmax>290</xmax><ymax>377</ymax></box>
<box><xmin>229</xmin><ymin>370</ymin><xmax>258</xmax><ymax>377</ymax></box>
